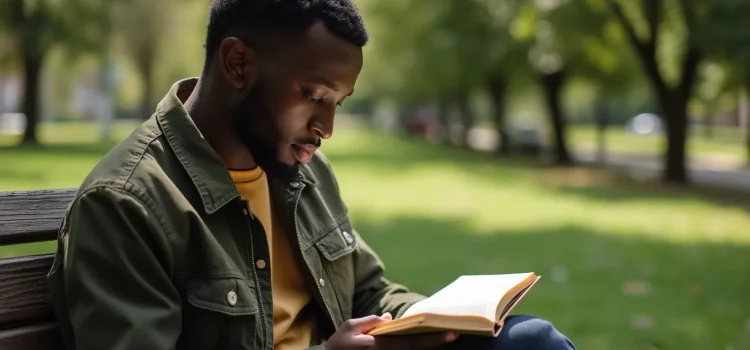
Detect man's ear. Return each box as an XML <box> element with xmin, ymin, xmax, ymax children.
<box><xmin>218</xmin><ymin>37</ymin><xmax>258</xmax><ymax>90</ymax></box>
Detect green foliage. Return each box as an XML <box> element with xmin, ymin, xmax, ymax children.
<box><xmin>0</xmin><ymin>32</ymin><xmax>17</xmax><ymax>70</ymax></box>
<box><xmin>595</xmin><ymin>0</ymin><xmax>750</xmax><ymax>110</ymax></box>
<box><xmin>0</xmin><ymin>0</ymin><xmax>112</xmax><ymax>60</ymax></box>
<box><xmin>109</xmin><ymin>0</ymin><xmax>205</xmax><ymax>106</ymax></box>
<box><xmin>111</xmin><ymin>0</ymin><xmax>177</xmax><ymax>61</ymax></box>
<box><xmin>358</xmin><ymin>0</ymin><xmax>646</xmax><ymax>105</ymax></box>
<box><xmin>358</xmin><ymin>0</ymin><xmax>510</xmax><ymax>102</ymax></box>
<box><xmin>700</xmin><ymin>0</ymin><xmax>750</xmax><ymax>88</ymax></box>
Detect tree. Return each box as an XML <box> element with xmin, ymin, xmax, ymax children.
<box><xmin>580</xmin><ymin>19</ymin><xmax>645</xmax><ymax>164</ymax></box>
<box><xmin>700</xmin><ymin>0</ymin><xmax>750</xmax><ymax>162</ymax></box>
<box><xmin>111</xmin><ymin>0</ymin><xmax>183</xmax><ymax>119</ymax></box>
<box><xmin>94</xmin><ymin>2</ymin><xmax>118</xmax><ymax>141</ymax></box>
<box><xmin>478</xmin><ymin>0</ymin><xmax>527</xmax><ymax>155</ymax></box>
<box><xmin>511</xmin><ymin>0</ymin><xmax>612</xmax><ymax>165</ymax></box>
<box><xmin>359</xmin><ymin>0</ymin><xmax>501</xmax><ymax>147</ymax></box>
<box><xmin>0</xmin><ymin>0</ymin><xmax>108</xmax><ymax>145</ymax></box>
<box><xmin>692</xmin><ymin>62</ymin><xmax>733</xmax><ymax>140</ymax></box>
<box><xmin>604</xmin><ymin>0</ymin><xmax>703</xmax><ymax>183</ymax></box>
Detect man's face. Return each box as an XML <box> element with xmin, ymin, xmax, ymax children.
<box><xmin>228</xmin><ymin>21</ymin><xmax>363</xmax><ymax>180</ymax></box>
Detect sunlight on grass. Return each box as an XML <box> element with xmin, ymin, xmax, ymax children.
<box><xmin>327</xmin><ymin>129</ymin><xmax>750</xmax><ymax>246</ymax></box>
<box><xmin>0</xmin><ymin>121</ymin><xmax>141</xmax><ymax>147</ymax></box>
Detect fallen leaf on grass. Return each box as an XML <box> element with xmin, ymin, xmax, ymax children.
<box><xmin>622</xmin><ymin>280</ymin><xmax>650</xmax><ymax>296</ymax></box>
<box><xmin>686</xmin><ymin>283</ymin><xmax>702</xmax><ymax>295</ymax></box>
<box><xmin>631</xmin><ymin>314</ymin><xmax>654</xmax><ymax>329</ymax></box>
<box><xmin>550</xmin><ymin>265</ymin><xmax>568</xmax><ymax>283</ymax></box>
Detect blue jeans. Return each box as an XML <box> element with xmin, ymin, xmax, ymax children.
<box><xmin>440</xmin><ymin>315</ymin><xmax>576</xmax><ymax>349</ymax></box>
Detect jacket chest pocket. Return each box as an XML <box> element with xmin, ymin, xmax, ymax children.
<box><xmin>179</xmin><ymin>276</ymin><xmax>261</xmax><ymax>349</ymax></box>
<box><xmin>312</xmin><ymin>219</ymin><xmax>357</xmax><ymax>324</ymax></box>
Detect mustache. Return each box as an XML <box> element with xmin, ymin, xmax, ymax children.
<box><xmin>297</xmin><ymin>138</ymin><xmax>322</xmax><ymax>147</ymax></box>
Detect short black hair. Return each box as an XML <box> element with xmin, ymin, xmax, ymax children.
<box><xmin>204</xmin><ymin>0</ymin><xmax>368</xmax><ymax>58</ymax></box>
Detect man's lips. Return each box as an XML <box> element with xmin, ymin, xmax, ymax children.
<box><xmin>292</xmin><ymin>144</ymin><xmax>317</xmax><ymax>163</ymax></box>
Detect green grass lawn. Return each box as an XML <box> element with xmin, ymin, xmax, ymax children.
<box><xmin>2</xmin><ymin>122</ymin><xmax>750</xmax><ymax>349</ymax></box>
<box><xmin>570</xmin><ymin>126</ymin><xmax>747</xmax><ymax>162</ymax></box>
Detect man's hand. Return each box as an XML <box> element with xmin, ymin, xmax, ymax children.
<box><xmin>324</xmin><ymin>313</ymin><xmax>459</xmax><ymax>350</ymax></box>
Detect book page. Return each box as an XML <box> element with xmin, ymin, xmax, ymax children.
<box><xmin>497</xmin><ymin>276</ymin><xmax>540</xmax><ymax>321</ymax></box>
<box><xmin>401</xmin><ymin>273</ymin><xmax>535</xmax><ymax>321</ymax></box>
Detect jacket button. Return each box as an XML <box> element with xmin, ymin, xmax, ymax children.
<box><xmin>319</xmin><ymin>278</ymin><xmax>326</xmax><ymax>287</ymax></box>
<box><xmin>242</xmin><ymin>208</ymin><xmax>249</xmax><ymax>216</ymax></box>
<box><xmin>342</xmin><ymin>231</ymin><xmax>354</xmax><ymax>244</ymax></box>
<box><xmin>227</xmin><ymin>291</ymin><xmax>238</xmax><ymax>306</ymax></box>
<box><xmin>256</xmin><ymin>260</ymin><xmax>266</xmax><ymax>269</ymax></box>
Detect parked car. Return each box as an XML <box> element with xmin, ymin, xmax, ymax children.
<box><xmin>625</xmin><ymin>113</ymin><xmax>663</xmax><ymax>135</ymax></box>
<box><xmin>511</xmin><ymin>126</ymin><xmax>546</xmax><ymax>156</ymax></box>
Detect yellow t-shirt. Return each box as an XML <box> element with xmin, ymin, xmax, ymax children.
<box><xmin>229</xmin><ymin>167</ymin><xmax>317</xmax><ymax>349</ymax></box>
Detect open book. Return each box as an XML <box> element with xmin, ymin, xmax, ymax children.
<box><xmin>367</xmin><ymin>272</ymin><xmax>540</xmax><ymax>337</ymax></box>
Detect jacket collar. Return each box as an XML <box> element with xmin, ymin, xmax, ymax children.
<box><xmin>155</xmin><ymin>78</ymin><xmax>316</xmax><ymax>214</ymax></box>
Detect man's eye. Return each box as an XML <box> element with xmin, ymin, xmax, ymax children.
<box><xmin>302</xmin><ymin>88</ymin><xmax>320</xmax><ymax>104</ymax></box>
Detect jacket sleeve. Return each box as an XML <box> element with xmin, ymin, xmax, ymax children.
<box><xmin>349</xmin><ymin>229</ymin><xmax>426</xmax><ymax>319</ymax></box>
<box><xmin>59</xmin><ymin>185</ymin><xmax>181</xmax><ymax>350</ymax></box>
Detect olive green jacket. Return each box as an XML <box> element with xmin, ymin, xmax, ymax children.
<box><xmin>47</xmin><ymin>79</ymin><xmax>425</xmax><ymax>350</ymax></box>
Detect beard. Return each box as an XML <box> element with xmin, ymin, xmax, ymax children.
<box><xmin>230</xmin><ymin>86</ymin><xmax>300</xmax><ymax>183</ymax></box>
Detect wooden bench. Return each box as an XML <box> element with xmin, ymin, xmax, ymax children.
<box><xmin>0</xmin><ymin>189</ymin><xmax>77</xmax><ymax>350</ymax></box>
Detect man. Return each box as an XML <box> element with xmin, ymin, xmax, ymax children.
<box><xmin>47</xmin><ymin>1</ymin><xmax>576</xmax><ymax>349</ymax></box>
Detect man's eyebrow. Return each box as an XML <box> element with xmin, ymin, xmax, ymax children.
<box><xmin>308</xmin><ymin>77</ymin><xmax>337</xmax><ymax>91</ymax></box>
<box><xmin>310</xmin><ymin>77</ymin><xmax>353</xmax><ymax>96</ymax></box>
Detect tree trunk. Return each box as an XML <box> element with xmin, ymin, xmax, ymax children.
<box><xmin>637</xmin><ymin>49</ymin><xmax>698</xmax><ymax>184</ymax></box>
<box><xmin>661</xmin><ymin>94</ymin><xmax>690</xmax><ymax>183</ymax></box>
<box><xmin>396</xmin><ymin>103</ymin><xmax>413</xmax><ymax>133</ymax></box>
<box><xmin>741</xmin><ymin>82</ymin><xmax>750</xmax><ymax>166</ymax></box>
<box><xmin>437</xmin><ymin>98</ymin><xmax>449</xmax><ymax>127</ymax></box>
<box><xmin>540</xmin><ymin>70</ymin><xmax>573</xmax><ymax>165</ymax></box>
<box><xmin>436</xmin><ymin>97</ymin><xmax>450</xmax><ymax>143</ymax></box>
<box><xmin>455</xmin><ymin>90</ymin><xmax>475</xmax><ymax>148</ymax></box>
<box><xmin>98</xmin><ymin>55</ymin><xmax>117</xmax><ymax>142</ymax></box>
<box><xmin>702</xmin><ymin>105</ymin><xmax>715</xmax><ymax>140</ymax></box>
<box><xmin>138</xmin><ymin>57</ymin><xmax>154</xmax><ymax>119</ymax></box>
<box><xmin>488</xmin><ymin>76</ymin><xmax>510</xmax><ymax>155</ymax></box>
<box><xmin>659</xmin><ymin>48</ymin><xmax>699</xmax><ymax>184</ymax></box>
<box><xmin>20</xmin><ymin>52</ymin><xmax>43</xmax><ymax>146</ymax></box>
<box><xmin>595</xmin><ymin>93</ymin><xmax>609</xmax><ymax>164</ymax></box>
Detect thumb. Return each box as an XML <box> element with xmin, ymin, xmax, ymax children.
<box><xmin>346</xmin><ymin>315</ymin><xmax>389</xmax><ymax>332</ymax></box>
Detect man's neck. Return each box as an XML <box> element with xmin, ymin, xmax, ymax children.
<box><xmin>185</xmin><ymin>77</ymin><xmax>257</xmax><ymax>170</ymax></box>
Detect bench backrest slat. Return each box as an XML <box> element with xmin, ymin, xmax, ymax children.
<box><xmin>0</xmin><ymin>255</ymin><xmax>56</xmax><ymax>329</ymax></box>
<box><xmin>0</xmin><ymin>189</ymin><xmax>76</xmax><ymax>246</ymax></box>
<box><xmin>0</xmin><ymin>189</ymin><xmax>74</xmax><ymax>349</ymax></box>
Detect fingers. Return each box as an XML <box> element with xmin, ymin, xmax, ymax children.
<box><xmin>344</xmin><ymin>314</ymin><xmax>391</xmax><ymax>333</ymax></box>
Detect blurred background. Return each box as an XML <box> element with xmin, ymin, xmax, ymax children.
<box><xmin>2</xmin><ymin>0</ymin><xmax>750</xmax><ymax>348</ymax></box>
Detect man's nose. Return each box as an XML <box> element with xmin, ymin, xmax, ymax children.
<box><xmin>310</xmin><ymin>104</ymin><xmax>335</xmax><ymax>139</ymax></box>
